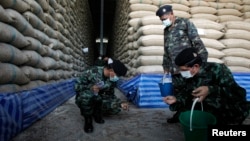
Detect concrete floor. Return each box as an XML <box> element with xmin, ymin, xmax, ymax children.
<box><xmin>10</xmin><ymin>88</ymin><xmax>186</xmax><ymax>141</ymax></box>
<box><xmin>10</xmin><ymin>88</ymin><xmax>250</xmax><ymax>141</ymax></box>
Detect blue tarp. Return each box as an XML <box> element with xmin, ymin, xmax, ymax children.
<box><xmin>118</xmin><ymin>73</ymin><xmax>250</xmax><ymax>108</ymax></box>
<box><xmin>0</xmin><ymin>79</ymin><xmax>76</xmax><ymax>141</ymax></box>
<box><xmin>1</xmin><ymin>73</ymin><xmax>250</xmax><ymax>141</ymax></box>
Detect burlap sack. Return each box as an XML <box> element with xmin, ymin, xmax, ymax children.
<box><xmin>0</xmin><ymin>5</ymin><xmax>13</xmax><ymax>23</ymax></box>
<box><xmin>128</xmin><ymin>18</ymin><xmax>141</xmax><ymax>29</ymax></box>
<box><xmin>223</xmin><ymin>21</ymin><xmax>250</xmax><ymax>32</ymax></box>
<box><xmin>218</xmin><ymin>15</ymin><xmax>243</xmax><ymax>22</ymax></box>
<box><xmin>208</xmin><ymin>2</ymin><xmax>225</xmax><ymax>9</ymax></box>
<box><xmin>207</xmin><ymin>57</ymin><xmax>224</xmax><ymax>64</ymax></box>
<box><xmin>201</xmin><ymin>38</ymin><xmax>226</xmax><ymax>50</ymax></box>
<box><xmin>171</xmin><ymin>3</ymin><xmax>190</xmax><ymax>12</ymax></box>
<box><xmin>136</xmin><ymin>65</ymin><xmax>164</xmax><ymax>74</ymax></box>
<box><xmin>0</xmin><ymin>22</ymin><xmax>30</xmax><ymax>48</ymax></box>
<box><xmin>44</xmin><ymin>13</ymin><xmax>58</xmax><ymax>30</ymax></box>
<box><xmin>24</xmin><ymin>0</ymin><xmax>45</xmax><ymax>22</ymax></box>
<box><xmin>217</xmin><ymin>0</ymin><xmax>243</xmax><ymax>5</ymax></box>
<box><xmin>197</xmin><ymin>28</ymin><xmax>224</xmax><ymax>40</ymax></box>
<box><xmin>172</xmin><ymin>0</ymin><xmax>190</xmax><ymax>6</ymax></box>
<box><xmin>243</xmin><ymin>0</ymin><xmax>250</xmax><ymax>5</ymax></box>
<box><xmin>134</xmin><ymin>25</ymin><xmax>164</xmax><ymax>39</ymax></box>
<box><xmin>0</xmin><ymin>43</ymin><xmax>28</xmax><ymax>65</ymax></box>
<box><xmin>140</xmin><ymin>15</ymin><xmax>162</xmax><ymax>26</ymax></box>
<box><xmin>189</xmin><ymin>1</ymin><xmax>209</xmax><ymax>7</ymax></box>
<box><xmin>190</xmin><ymin>19</ymin><xmax>225</xmax><ymax>31</ymax></box>
<box><xmin>207</xmin><ymin>47</ymin><xmax>225</xmax><ymax>58</ymax></box>
<box><xmin>228</xmin><ymin>66</ymin><xmax>250</xmax><ymax>72</ymax></box>
<box><xmin>222</xmin><ymin>48</ymin><xmax>250</xmax><ymax>59</ymax></box>
<box><xmin>223</xmin><ymin>56</ymin><xmax>250</xmax><ymax>68</ymax></box>
<box><xmin>23</xmin><ymin>11</ymin><xmax>46</xmax><ymax>31</ymax></box>
<box><xmin>130</xmin><ymin>3</ymin><xmax>158</xmax><ymax>12</ymax></box>
<box><xmin>219</xmin><ymin>39</ymin><xmax>250</xmax><ymax>50</ymax></box>
<box><xmin>138</xmin><ymin>46</ymin><xmax>164</xmax><ymax>56</ymax></box>
<box><xmin>173</xmin><ymin>10</ymin><xmax>191</xmax><ymax>18</ymax></box>
<box><xmin>129</xmin><ymin>0</ymin><xmax>152</xmax><ymax>4</ymax></box>
<box><xmin>151</xmin><ymin>0</ymin><xmax>172</xmax><ymax>7</ymax></box>
<box><xmin>191</xmin><ymin>14</ymin><xmax>218</xmax><ymax>22</ymax></box>
<box><xmin>241</xmin><ymin>5</ymin><xmax>250</xmax><ymax>12</ymax></box>
<box><xmin>217</xmin><ymin>9</ymin><xmax>243</xmax><ymax>16</ymax></box>
<box><xmin>137</xmin><ymin>35</ymin><xmax>164</xmax><ymax>46</ymax></box>
<box><xmin>6</xmin><ymin>9</ymin><xmax>36</xmax><ymax>38</ymax></box>
<box><xmin>190</xmin><ymin>6</ymin><xmax>217</xmax><ymax>14</ymax></box>
<box><xmin>20</xmin><ymin>66</ymin><xmax>49</xmax><ymax>81</ymax></box>
<box><xmin>0</xmin><ymin>0</ymin><xmax>30</xmax><ymax>13</ymax></box>
<box><xmin>0</xmin><ymin>84</ymin><xmax>21</xmax><ymax>93</ymax></box>
<box><xmin>224</xmin><ymin>29</ymin><xmax>250</xmax><ymax>41</ymax></box>
<box><xmin>135</xmin><ymin>55</ymin><xmax>163</xmax><ymax>67</ymax></box>
<box><xmin>0</xmin><ymin>63</ymin><xmax>30</xmax><ymax>85</ymax></box>
<box><xmin>129</xmin><ymin>11</ymin><xmax>155</xmax><ymax>19</ymax></box>
<box><xmin>35</xmin><ymin>0</ymin><xmax>49</xmax><ymax>12</ymax></box>
<box><xmin>33</xmin><ymin>29</ymin><xmax>52</xmax><ymax>45</ymax></box>
<box><xmin>224</xmin><ymin>3</ymin><xmax>242</xmax><ymax>11</ymax></box>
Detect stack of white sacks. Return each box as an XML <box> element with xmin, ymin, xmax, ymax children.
<box><xmin>114</xmin><ymin>0</ymin><xmax>250</xmax><ymax>77</ymax></box>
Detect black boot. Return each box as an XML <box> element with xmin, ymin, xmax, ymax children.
<box><xmin>167</xmin><ymin>111</ymin><xmax>180</xmax><ymax>123</ymax></box>
<box><xmin>93</xmin><ymin>100</ymin><xmax>105</xmax><ymax>124</ymax></box>
<box><xmin>84</xmin><ymin>116</ymin><xmax>93</xmax><ymax>133</ymax></box>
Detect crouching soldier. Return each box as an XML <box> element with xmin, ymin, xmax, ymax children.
<box><xmin>75</xmin><ymin>59</ymin><xmax>129</xmax><ymax>133</ymax></box>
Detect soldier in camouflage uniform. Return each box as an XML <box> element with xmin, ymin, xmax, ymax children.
<box><xmin>156</xmin><ymin>5</ymin><xmax>208</xmax><ymax>123</ymax></box>
<box><xmin>75</xmin><ymin>59</ymin><xmax>128</xmax><ymax>133</ymax></box>
<box><xmin>163</xmin><ymin>48</ymin><xmax>250</xmax><ymax>125</ymax></box>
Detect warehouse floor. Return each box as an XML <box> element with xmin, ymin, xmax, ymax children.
<box><xmin>10</xmin><ymin>89</ymin><xmax>250</xmax><ymax>141</ymax></box>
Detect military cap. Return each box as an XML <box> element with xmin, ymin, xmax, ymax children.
<box><xmin>156</xmin><ymin>5</ymin><xmax>172</xmax><ymax>17</ymax></box>
<box><xmin>111</xmin><ymin>59</ymin><xmax>128</xmax><ymax>76</ymax></box>
<box><xmin>175</xmin><ymin>48</ymin><xmax>199</xmax><ymax>66</ymax></box>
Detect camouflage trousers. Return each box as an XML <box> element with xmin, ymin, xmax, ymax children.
<box><xmin>75</xmin><ymin>90</ymin><xmax>122</xmax><ymax>116</ymax></box>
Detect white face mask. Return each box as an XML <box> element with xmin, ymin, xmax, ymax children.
<box><xmin>162</xmin><ymin>18</ymin><xmax>172</xmax><ymax>27</ymax></box>
<box><xmin>110</xmin><ymin>76</ymin><xmax>119</xmax><ymax>82</ymax></box>
<box><xmin>180</xmin><ymin>70</ymin><xmax>193</xmax><ymax>79</ymax></box>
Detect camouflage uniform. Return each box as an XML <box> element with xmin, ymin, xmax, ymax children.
<box><xmin>171</xmin><ymin>62</ymin><xmax>250</xmax><ymax>125</ymax></box>
<box><xmin>75</xmin><ymin>66</ymin><xmax>122</xmax><ymax>117</ymax></box>
<box><xmin>163</xmin><ymin>17</ymin><xmax>208</xmax><ymax>74</ymax></box>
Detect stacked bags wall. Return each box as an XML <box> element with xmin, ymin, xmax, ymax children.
<box><xmin>0</xmin><ymin>0</ymin><xmax>94</xmax><ymax>93</ymax></box>
<box><xmin>109</xmin><ymin>0</ymin><xmax>250</xmax><ymax>78</ymax></box>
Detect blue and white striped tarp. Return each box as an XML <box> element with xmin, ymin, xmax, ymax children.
<box><xmin>118</xmin><ymin>73</ymin><xmax>250</xmax><ymax>108</ymax></box>
<box><xmin>0</xmin><ymin>79</ymin><xmax>76</xmax><ymax>141</ymax></box>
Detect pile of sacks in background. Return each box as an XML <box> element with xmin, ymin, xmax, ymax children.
<box><xmin>110</xmin><ymin>0</ymin><xmax>250</xmax><ymax>77</ymax></box>
<box><xmin>0</xmin><ymin>0</ymin><xmax>94</xmax><ymax>93</ymax></box>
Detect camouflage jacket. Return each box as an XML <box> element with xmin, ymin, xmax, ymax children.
<box><xmin>171</xmin><ymin>62</ymin><xmax>250</xmax><ymax>124</ymax></box>
<box><xmin>163</xmin><ymin>17</ymin><xmax>208</xmax><ymax>73</ymax></box>
<box><xmin>75</xmin><ymin>66</ymin><xmax>115</xmax><ymax>96</ymax></box>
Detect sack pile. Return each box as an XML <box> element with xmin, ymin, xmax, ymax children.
<box><xmin>110</xmin><ymin>0</ymin><xmax>250</xmax><ymax>77</ymax></box>
<box><xmin>0</xmin><ymin>0</ymin><xmax>94</xmax><ymax>93</ymax></box>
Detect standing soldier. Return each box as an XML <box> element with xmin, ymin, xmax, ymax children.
<box><xmin>156</xmin><ymin>5</ymin><xmax>208</xmax><ymax>123</ymax></box>
<box><xmin>75</xmin><ymin>59</ymin><xmax>128</xmax><ymax>133</ymax></box>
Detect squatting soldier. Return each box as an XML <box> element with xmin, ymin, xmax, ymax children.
<box><xmin>156</xmin><ymin>5</ymin><xmax>208</xmax><ymax>123</ymax></box>
<box><xmin>163</xmin><ymin>48</ymin><xmax>250</xmax><ymax>125</ymax></box>
<box><xmin>75</xmin><ymin>59</ymin><xmax>128</xmax><ymax>133</ymax></box>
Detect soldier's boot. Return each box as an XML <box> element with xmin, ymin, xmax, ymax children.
<box><xmin>93</xmin><ymin>101</ymin><xmax>105</xmax><ymax>124</ymax></box>
<box><xmin>83</xmin><ymin>115</ymin><xmax>93</xmax><ymax>133</ymax></box>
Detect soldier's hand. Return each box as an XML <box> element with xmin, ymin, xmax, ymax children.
<box><xmin>92</xmin><ymin>85</ymin><xmax>100</xmax><ymax>93</ymax></box>
<box><xmin>192</xmin><ymin>86</ymin><xmax>209</xmax><ymax>102</ymax></box>
<box><xmin>163</xmin><ymin>96</ymin><xmax>176</xmax><ymax>105</ymax></box>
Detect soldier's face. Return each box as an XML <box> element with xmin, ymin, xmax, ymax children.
<box><xmin>179</xmin><ymin>64</ymin><xmax>200</xmax><ymax>77</ymax></box>
<box><xmin>159</xmin><ymin>12</ymin><xmax>172</xmax><ymax>22</ymax></box>
<box><xmin>109</xmin><ymin>70</ymin><xmax>116</xmax><ymax>77</ymax></box>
